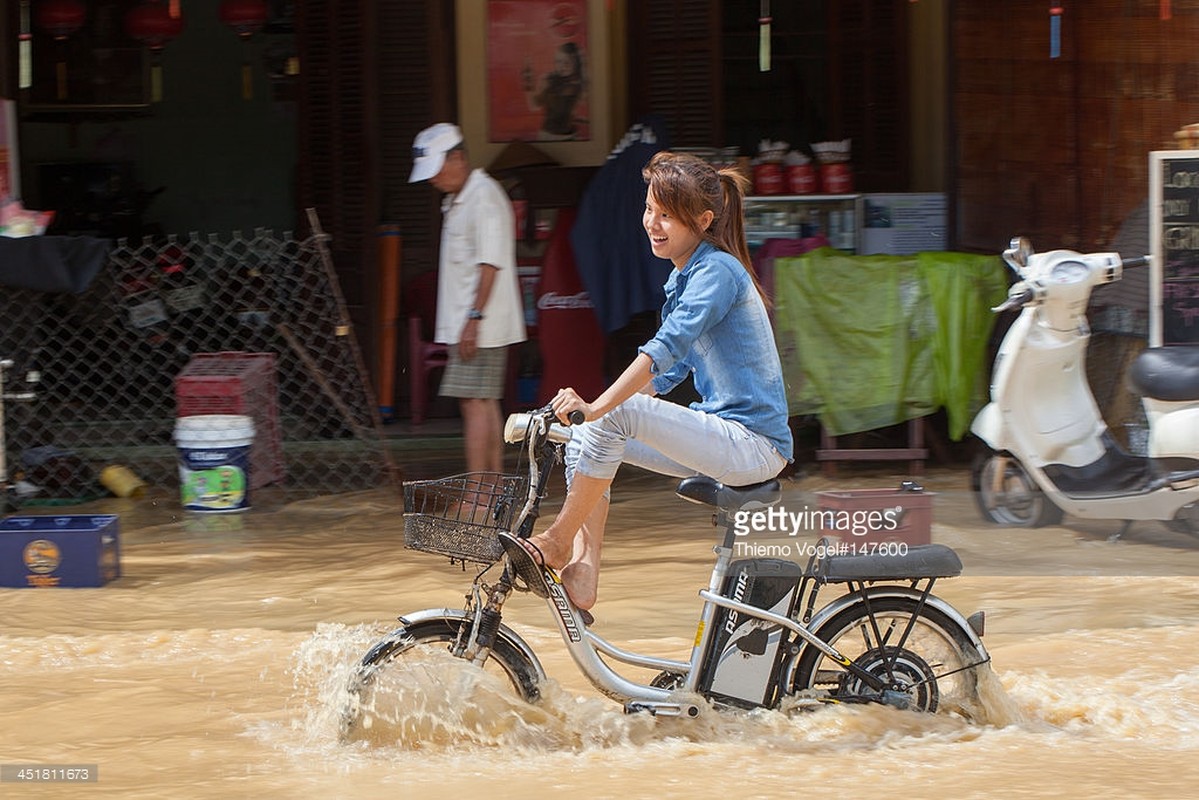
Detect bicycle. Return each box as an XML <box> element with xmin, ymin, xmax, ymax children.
<box><xmin>342</xmin><ymin>406</ymin><xmax>991</xmax><ymax>734</ymax></box>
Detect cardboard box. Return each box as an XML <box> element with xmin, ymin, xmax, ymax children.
<box><xmin>816</xmin><ymin>487</ymin><xmax>933</xmax><ymax>546</ymax></box>
<box><xmin>0</xmin><ymin>515</ymin><xmax>121</xmax><ymax>588</ymax></box>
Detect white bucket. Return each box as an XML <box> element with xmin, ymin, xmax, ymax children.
<box><xmin>174</xmin><ymin>415</ymin><xmax>255</xmax><ymax>513</ymax></box>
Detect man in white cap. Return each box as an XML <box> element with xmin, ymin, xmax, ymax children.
<box><xmin>410</xmin><ymin>123</ymin><xmax>526</xmax><ymax>475</ymax></box>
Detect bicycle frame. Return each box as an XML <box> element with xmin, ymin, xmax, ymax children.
<box><xmin>522</xmin><ymin>513</ymin><xmax>983</xmax><ymax>715</ymax></box>
<box><xmin>471</xmin><ymin>410</ymin><xmax>989</xmax><ymax>716</ymax></box>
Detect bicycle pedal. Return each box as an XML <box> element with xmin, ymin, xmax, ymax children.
<box><xmin>624</xmin><ymin>701</ymin><xmax>701</xmax><ymax>718</ymax></box>
<box><xmin>498</xmin><ymin>532</ymin><xmax>550</xmax><ymax>599</ymax></box>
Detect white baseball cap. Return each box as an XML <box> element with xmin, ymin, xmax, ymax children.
<box><xmin>409</xmin><ymin>123</ymin><xmax>464</xmax><ymax>183</ymax></box>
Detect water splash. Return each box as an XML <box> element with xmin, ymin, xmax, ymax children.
<box><xmin>281</xmin><ymin>623</ymin><xmax>1012</xmax><ymax>757</ymax></box>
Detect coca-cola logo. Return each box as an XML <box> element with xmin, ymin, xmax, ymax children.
<box><xmin>537</xmin><ymin>291</ymin><xmax>594</xmax><ymax>310</ymax></box>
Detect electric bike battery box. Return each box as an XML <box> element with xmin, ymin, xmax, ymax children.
<box><xmin>699</xmin><ymin>558</ymin><xmax>804</xmax><ymax>708</ymax></box>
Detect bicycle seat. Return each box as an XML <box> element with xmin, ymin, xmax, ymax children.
<box><xmin>675</xmin><ymin>475</ymin><xmax>782</xmax><ymax>512</ymax></box>
<box><xmin>817</xmin><ymin>543</ymin><xmax>962</xmax><ymax>582</ymax></box>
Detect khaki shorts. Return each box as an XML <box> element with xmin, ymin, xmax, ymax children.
<box><xmin>439</xmin><ymin>345</ymin><xmax>507</xmax><ymax>399</ymax></box>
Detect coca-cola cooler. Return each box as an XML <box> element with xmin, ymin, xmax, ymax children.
<box><xmin>535</xmin><ymin>208</ymin><xmax>607</xmax><ymax>405</ymax></box>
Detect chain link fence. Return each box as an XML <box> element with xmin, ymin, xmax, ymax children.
<box><xmin>1</xmin><ymin>213</ymin><xmax>397</xmax><ymax>507</ymax></box>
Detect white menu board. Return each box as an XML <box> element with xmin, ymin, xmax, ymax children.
<box><xmin>860</xmin><ymin>193</ymin><xmax>946</xmax><ymax>255</ymax></box>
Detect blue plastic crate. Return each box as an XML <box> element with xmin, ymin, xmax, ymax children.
<box><xmin>0</xmin><ymin>515</ymin><xmax>121</xmax><ymax>588</ymax></box>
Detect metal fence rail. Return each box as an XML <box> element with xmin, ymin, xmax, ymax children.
<box><xmin>1</xmin><ymin>216</ymin><xmax>396</xmax><ymax>505</ymax></box>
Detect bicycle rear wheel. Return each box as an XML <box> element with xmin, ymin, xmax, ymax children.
<box><xmin>789</xmin><ymin>596</ymin><xmax>983</xmax><ymax>716</ymax></box>
<box><xmin>341</xmin><ymin>618</ymin><xmax>542</xmax><ymax>740</ymax></box>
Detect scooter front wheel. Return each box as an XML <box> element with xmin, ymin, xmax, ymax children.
<box><xmin>971</xmin><ymin>448</ymin><xmax>1063</xmax><ymax>527</ymax></box>
<box><xmin>1165</xmin><ymin>502</ymin><xmax>1199</xmax><ymax>537</ymax></box>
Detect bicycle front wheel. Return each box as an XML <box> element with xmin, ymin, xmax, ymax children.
<box><xmin>789</xmin><ymin>596</ymin><xmax>984</xmax><ymax>716</ymax></box>
<box><xmin>341</xmin><ymin>618</ymin><xmax>542</xmax><ymax>740</ymax></box>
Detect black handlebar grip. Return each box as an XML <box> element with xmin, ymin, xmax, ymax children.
<box><xmin>567</xmin><ymin>410</ymin><xmax>586</xmax><ymax>426</ymax></box>
<box><xmin>1123</xmin><ymin>256</ymin><xmax>1150</xmax><ymax>269</ymax></box>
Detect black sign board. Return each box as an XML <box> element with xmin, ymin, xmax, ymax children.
<box><xmin>1153</xmin><ymin>152</ymin><xmax>1199</xmax><ymax>345</ymax></box>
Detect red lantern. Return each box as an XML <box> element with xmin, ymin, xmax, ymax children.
<box><xmin>35</xmin><ymin>0</ymin><xmax>86</xmax><ymax>100</ymax></box>
<box><xmin>219</xmin><ymin>0</ymin><xmax>269</xmax><ymax>100</ymax></box>
<box><xmin>125</xmin><ymin>1</ymin><xmax>185</xmax><ymax>53</ymax></box>
<box><xmin>219</xmin><ymin>0</ymin><xmax>269</xmax><ymax>40</ymax></box>
<box><xmin>125</xmin><ymin>1</ymin><xmax>185</xmax><ymax>102</ymax></box>
<box><xmin>34</xmin><ymin>0</ymin><xmax>86</xmax><ymax>40</ymax></box>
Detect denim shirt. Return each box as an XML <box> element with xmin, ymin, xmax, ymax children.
<box><xmin>638</xmin><ymin>242</ymin><xmax>794</xmax><ymax>460</ymax></box>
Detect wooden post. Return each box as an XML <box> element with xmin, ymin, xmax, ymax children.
<box><xmin>376</xmin><ymin>224</ymin><xmax>402</xmax><ymax>420</ymax></box>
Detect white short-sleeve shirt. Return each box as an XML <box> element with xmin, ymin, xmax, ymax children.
<box><xmin>434</xmin><ymin>168</ymin><xmax>528</xmax><ymax>348</ymax></box>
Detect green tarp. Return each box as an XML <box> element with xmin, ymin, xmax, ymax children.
<box><xmin>771</xmin><ymin>248</ymin><xmax>1009</xmax><ymax>440</ymax></box>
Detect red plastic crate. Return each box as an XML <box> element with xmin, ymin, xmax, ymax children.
<box><xmin>174</xmin><ymin>352</ymin><xmax>284</xmax><ymax>489</ymax></box>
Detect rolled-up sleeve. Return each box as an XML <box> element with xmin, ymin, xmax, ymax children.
<box><xmin>650</xmin><ymin>360</ymin><xmax>691</xmax><ymax>395</ymax></box>
<box><xmin>473</xmin><ymin>183</ymin><xmax>515</xmax><ymax>271</ymax></box>
<box><xmin>638</xmin><ymin>260</ymin><xmax>737</xmax><ymax>376</ymax></box>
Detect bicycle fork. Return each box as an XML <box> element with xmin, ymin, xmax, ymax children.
<box><xmin>453</xmin><ymin>576</ymin><xmax>515</xmax><ymax>665</ymax></box>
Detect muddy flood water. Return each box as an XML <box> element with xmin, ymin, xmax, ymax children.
<box><xmin>4</xmin><ymin>460</ymin><xmax>1199</xmax><ymax>799</ymax></box>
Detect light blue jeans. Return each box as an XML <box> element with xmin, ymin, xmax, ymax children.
<box><xmin>565</xmin><ymin>393</ymin><xmax>788</xmax><ymax>488</ymax></box>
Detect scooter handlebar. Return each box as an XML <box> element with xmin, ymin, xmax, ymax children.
<box><xmin>1122</xmin><ymin>255</ymin><xmax>1150</xmax><ymax>269</ymax></box>
<box><xmin>991</xmin><ymin>286</ymin><xmax>1035</xmax><ymax>313</ymax></box>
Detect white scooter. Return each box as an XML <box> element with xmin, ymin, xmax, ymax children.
<box><xmin>970</xmin><ymin>236</ymin><xmax>1199</xmax><ymax>536</ymax></box>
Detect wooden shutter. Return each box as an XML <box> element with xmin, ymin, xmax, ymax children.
<box><xmin>826</xmin><ymin>0</ymin><xmax>909</xmax><ymax>192</ymax></box>
<box><xmin>297</xmin><ymin>1</ymin><xmax>455</xmax><ymax>386</ymax></box>
<box><xmin>951</xmin><ymin>2</ymin><xmax>1086</xmax><ymax>252</ymax></box>
<box><xmin>296</xmin><ymin>0</ymin><xmax>372</xmax><ymax>316</ymax></box>
<box><xmin>627</xmin><ymin>0</ymin><xmax>723</xmax><ymax>147</ymax></box>
<box><xmin>952</xmin><ymin>1</ymin><xmax>1199</xmax><ymax>253</ymax></box>
<box><xmin>0</xmin><ymin>3</ymin><xmax>15</xmax><ymax>98</ymax></box>
<box><xmin>377</xmin><ymin>1</ymin><xmax>456</xmax><ymax>284</ymax></box>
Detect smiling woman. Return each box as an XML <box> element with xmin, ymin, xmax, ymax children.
<box><xmin>514</xmin><ymin>150</ymin><xmax>791</xmax><ymax>612</ymax></box>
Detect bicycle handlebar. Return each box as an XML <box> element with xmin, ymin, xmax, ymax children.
<box><xmin>508</xmin><ymin>404</ymin><xmax>584</xmax><ymax>538</ymax></box>
<box><xmin>529</xmin><ymin>404</ymin><xmax>585</xmax><ymax>427</ymax></box>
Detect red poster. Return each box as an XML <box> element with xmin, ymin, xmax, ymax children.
<box><xmin>488</xmin><ymin>0</ymin><xmax>590</xmax><ymax>143</ymax></box>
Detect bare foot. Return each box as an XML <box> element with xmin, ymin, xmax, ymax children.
<box><xmin>521</xmin><ymin>531</ymin><xmax>573</xmax><ymax>571</ymax></box>
<box><xmin>559</xmin><ymin>561</ymin><xmax>597</xmax><ymax>610</ymax></box>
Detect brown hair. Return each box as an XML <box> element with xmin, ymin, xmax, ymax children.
<box><xmin>642</xmin><ymin>151</ymin><xmax>768</xmax><ymax>306</ymax></box>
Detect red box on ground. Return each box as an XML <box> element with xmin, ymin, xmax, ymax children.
<box><xmin>174</xmin><ymin>352</ymin><xmax>284</xmax><ymax>489</ymax></box>
<box><xmin>815</xmin><ymin>487</ymin><xmax>934</xmax><ymax>546</ymax></box>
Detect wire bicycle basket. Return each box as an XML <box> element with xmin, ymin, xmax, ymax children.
<box><xmin>402</xmin><ymin>471</ymin><xmax>529</xmax><ymax>563</ymax></box>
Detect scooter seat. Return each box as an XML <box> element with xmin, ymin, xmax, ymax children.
<box><xmin>676</xmin><ymin>475</ymin><xmax>782</xmax><ymax>512</ymax></box>
<box><xmin>1128</xmin><ymin>346</ymin><xmax>1199</xmax><ymax>402</ymax></box>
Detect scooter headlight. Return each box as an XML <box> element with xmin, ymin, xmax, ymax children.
<box><xmin>1048</xmin><ymin>259</ymin><xmax>1090</xmax><ymax>284</ymax></box>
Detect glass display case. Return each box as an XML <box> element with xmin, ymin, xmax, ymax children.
<box><xmin>744</xmin><ymin>194</ymin><xmax>863</xmax><ymax>252</ymax></box>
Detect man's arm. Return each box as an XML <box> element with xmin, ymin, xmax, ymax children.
<box><xmin>458</xmin><ymin>262</ymin><xmax>499</xmax><ymax>361</ymax></box>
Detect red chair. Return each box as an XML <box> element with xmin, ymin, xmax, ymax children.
<box><xmin>405</xmin><ymin>269</ymin><xmax>527</xmax><ymax>423</ymax></box>
<box><xmin>405</xmin><ymin>272</ymin><xmax>448</xmax><ymax>425</ymax></box>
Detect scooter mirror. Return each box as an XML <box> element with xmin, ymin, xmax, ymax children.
<box><xmin>1004</xmin><ymin>236</ymin><xmax>1034</xmax><ymax>269</ymax></box>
